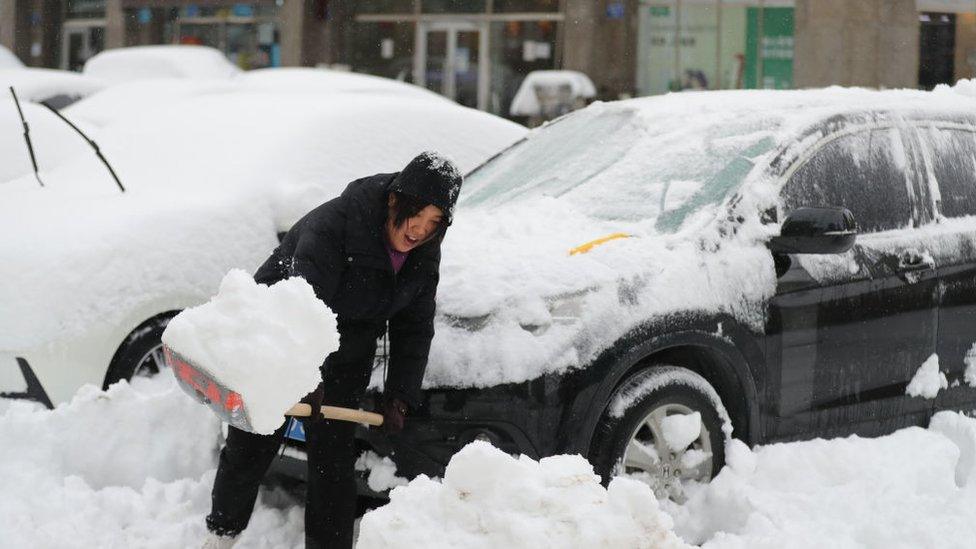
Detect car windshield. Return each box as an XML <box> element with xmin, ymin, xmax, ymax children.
<box><xmin>460</xmin><ymin>103</ymin><xmax>776</xmax><ymax>234</ymax></box>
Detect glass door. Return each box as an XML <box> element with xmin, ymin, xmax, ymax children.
<box><xmin>61</xmin><ymin>23</ymin><xmax>105</xmax><ymax>71</ymax></box>
<box><xmin>417</xmin><ymin>21</ymin><xmax>486</xmax><ymax>109</ymax></box>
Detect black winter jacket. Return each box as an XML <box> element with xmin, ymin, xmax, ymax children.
<box><xmin>253</xmin><ymin>173</ymin><xmax>440</xmax><ymax>406</ymax></box>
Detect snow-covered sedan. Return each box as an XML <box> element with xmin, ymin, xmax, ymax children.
<box><xmin>0</xmin><ymin>92</ymin><xmax>526</xmax><ymax>407</ymax></box>
<box><xmin>275</xmin><ymin>85</ymin><xmax>976</xmax><ymax>501</ymax></box>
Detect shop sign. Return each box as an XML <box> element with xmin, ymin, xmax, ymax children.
<box><xmin>650</xmin><ymin>6</ymin><xmax>670</xmax><ymax>17</ymax></box>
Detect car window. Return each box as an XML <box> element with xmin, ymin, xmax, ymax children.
<box><xmin>781</xmin><ymin>129</ymin><xmax>914</xmax><ymax>233</ymax></box>
<box><xmin>921</xmin><ymin>127</ymin><xmax>976</xmax><ymax>218</ymax></box>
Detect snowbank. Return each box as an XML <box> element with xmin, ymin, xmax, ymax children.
<box><xmin>356</xmin><ymin>441</ymin><xmax>691</xmax><ymax>549</ymax></box>
<box><xmin>670</xmin><ymin>413</ymin><xmax>976</xmax><ymax>548</ymax></box>
<box><xmin>0</xmin><ymin>376</ymin><xmax>304</xmax><ymax>548</ymax></box>
<box><xmin>162</xmin><ymin>270</ymin><xmax>337</xmax><ymax>434</ymax></box>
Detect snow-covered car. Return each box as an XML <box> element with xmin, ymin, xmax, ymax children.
<box><xmin>277</xmin><ymin>86</ymin><xmax>976</xmax><ymax>501</ymax></box>
<box><xmin>62</xmin><ymin>67</ymin><xmax>446</xmax><ymax>131</ymax></box>
<box><xmin>82</xmin><ymin>45</ymin><xmax>240</xmax><ymax>85</ymax></box>
<box><xmin>0</xmin><ymin>92</ymin><xmax>526</xmax><ymax>407</ymax></box>
<box><xmin>0</xmin><ymin>45</ymin><xmax>23</xmax><ymax>69</ymax></box>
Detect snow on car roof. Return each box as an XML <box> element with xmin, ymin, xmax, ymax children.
<box><xmin>63</xmin><ymin>78</ymin><xmax>237</xmax><ymax>128</ymax></box>
<box><xmin>82</xmin><ymin>45</ymin><xmax>241</xmax><ymax>84</ymax></box>
<box><xmin>509</xmin><ymin>70</ymin><xmax>597</xmax><ymax>116</ymax></box>
<box><xmin>236</xmin><ymin>67</ymin><xmax>449</xmax><ymax>103</ymax></box>
<box><xmin>0</xmin><ymin>68</ymin><xmax>105</xmax><ymax>104</ymax></box>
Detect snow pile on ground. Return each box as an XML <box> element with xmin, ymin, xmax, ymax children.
<box><xmin>356</xmin><ymin>441</ymin><xmax>691</xmax><ymax>549</ymax></box>
<box><xmin>355</xmin><ymin>451</ymin><xmax>410</xmax><ymax>493</ymax></box>
<box><xmin>162</xmin><ymin>269</ymin><xmax>337</xmax><ymax>434</ymax></box>
<box><xmin>670</xmin><ymin>412</ymin><xmax>976</xmax><ymax>548</ymax></box>
<box><xmin>0</xmin><ymin>375</ymin><xmax>305</xmax><ymax>548</ymax></box>
<box><xmin>906</xmin><ymin>354</ymin><xmax>948</xmax><ymax>399</ymax></box>
<box><xmin>964</xmin><ymin>344</ymin><xmax>976</xmax><ymax>387</ymax></box>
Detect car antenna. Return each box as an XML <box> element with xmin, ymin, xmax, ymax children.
<box><xmin>8</xmin><ymin>87</ymin><xmax>45</xmax><ymax>188</ymax></box>
<box><xmin>38</xmin><ymin>100</ymin><xmax>126</xmax><ymax>193</ymax></box>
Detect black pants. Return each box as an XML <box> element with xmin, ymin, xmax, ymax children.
<box><xmin>206</xmin><ymin>321</ymin><xmax>382</xmax><ymax>549</ymax></box>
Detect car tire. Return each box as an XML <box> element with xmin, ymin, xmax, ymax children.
<box><xmin>103</xmin><ymin>312</ymin><xmax>178</xmax><ymax>389</ymax></box>
<box><xmin>590</xmin><ymin>365</ymin><xmax>729</xmax><ymax>503</ymax></box>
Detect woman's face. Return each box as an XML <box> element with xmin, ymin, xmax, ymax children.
<box><xmin>386</xmin><ymin>196</ymin><xmax>445</xmax><ymax>253</ymax></box>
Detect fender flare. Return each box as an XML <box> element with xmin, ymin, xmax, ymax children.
<box><xmin>555</xmin><ymin>311</ymin><xmax>765</xmax><ymax>456</ymax></box>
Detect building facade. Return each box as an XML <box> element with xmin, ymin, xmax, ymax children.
<box><xmin>1</xmin><ymin>0</ymin><xmax>974</xmax><ymax>117</ymax></box>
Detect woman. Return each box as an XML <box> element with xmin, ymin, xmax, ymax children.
<box><xmin>202</xmin><ymin>152</ymin><xmax>462</xmax><ymax>549</ymax></box>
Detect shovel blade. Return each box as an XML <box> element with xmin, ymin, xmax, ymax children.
<box><xmin>164</xmin><ymin>344</ymin><xmax>255</xmax><ymax>432</ymax></box>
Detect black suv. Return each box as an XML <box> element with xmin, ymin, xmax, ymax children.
<box><xmin>277</xmin><ymin>91</ymin><xmax>976</xmax><ymax>501</ymax></box>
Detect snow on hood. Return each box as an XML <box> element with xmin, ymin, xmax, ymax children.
<box><xmin>421</xmin><ymin>85</ymin><xmax>976</xmax><ymax>389</ymax></box>
<box><xmin>63</xmin><ymin>78</ymin><xmax>237</xmax><ymax>128</ymax></box>
<box><xmin>0</xmin><ymin>97</ymin><xmax>95</xmax><ymax>182</ymax></box>
<box><xmin>82</xmin><ymin>45</ymin><xmax>240</xmax><ymax>85</ymax></box>
<box><xmin>0</xmin><ymin>187</ymin><xmax>278</xmax><ymax>350</ymax></box>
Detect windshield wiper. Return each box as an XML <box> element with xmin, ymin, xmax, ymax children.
<box><xmin>39</xmin><ymin>101</ymin><xmax>125</xmax><ymax>193</ymax></box>
<box><xmin>8</xmin><ymin>87</ymin><xmax>44</xmax><ymax>188</ymax></box>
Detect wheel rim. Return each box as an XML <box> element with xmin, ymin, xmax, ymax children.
<box><xmin>132</xmin><ymin>343</ymin><xmax>167</xmax><ymax>379</ymax></box>
<box><xmin>619</xmin><ymin>402</ymin><xmax>713</xmax><ymax>503</ymax></box>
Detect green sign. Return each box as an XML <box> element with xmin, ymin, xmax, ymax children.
<box><xmin>650</xmin><ymin>6</ymin><xmax>670</xmax><ymax>17</ymax></box>
<box><xmin>745</xmin><ymin>7</ymin><xmax>794</xmax><ymax>90</ymax></box>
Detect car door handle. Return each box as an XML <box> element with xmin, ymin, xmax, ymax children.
<box><xmin>899</xmin><ymin>251</ymin><xmax>933</xmax><ymax>270</ymax></box>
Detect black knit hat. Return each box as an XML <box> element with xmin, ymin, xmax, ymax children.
<box><xmin>389</xmin><ymin>151</ymin><xmax>463</xmax><ymax>224</ymax></box>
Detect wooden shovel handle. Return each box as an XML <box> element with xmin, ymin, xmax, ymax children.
<box><xmin>287</xmin><ymin>403</ymin><xmax>384</xmax><ymax>427</ymax></box>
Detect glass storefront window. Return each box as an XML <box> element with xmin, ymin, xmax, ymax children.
<box><xmin>493</xmin><ymin>0</ymin><xmax>560</xmax><ymax>13</ymax></box>
<box><xmin>350</xmin><ymin>22</ymin><xmax>416</xmax><ymax>81</ymax></box>
<box><xmin>488</xmin><ymin>20</ymin><xmax>558</xmax><ymax>116</ymax></box>
<box><xmin>358</xmin><ymin>0</ymin><xmax>416</xmax><ymax>14</ymax></box>
<box><xmin>421</xmin><ymin>0</ymin><xmax>486</xmax><ymax>14</ymax></box>
<box><xmin>637</xmin><ymin>1</ymin><xmax>794</xmax><ymax>95</ymax></box>
<box><xmin>66</xmin><ymin>0</ymin><xmax>106</xmax><ymax>19</ymax></box>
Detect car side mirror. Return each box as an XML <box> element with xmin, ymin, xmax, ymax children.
<box><xmin>768</xmin><ymin>206</ymin><xmax>856</xmax><ymax>254</ymax></box>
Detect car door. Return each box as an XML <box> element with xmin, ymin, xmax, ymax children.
<box><xmin>766</xmin><ymin>125</ymin><xmax>939</xmax><ymax>441</ymax></box>
<box><xmin>912</xmin><ymin>122</ymin><xmax>976</xmax><ymax>412</ymax></box>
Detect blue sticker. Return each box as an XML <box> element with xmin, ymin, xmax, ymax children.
<box><xmin>606</xmin><ymin>2</ymin><xmax>625</xmax><ymax>19</ymax></box>
<box><xmin>286</xmin><ymin>418</ymin><xmax>306</xmax><ymax>442</ymax></box>
<box><xmin>232</xmin><ymin>3</ymin><xmax>254</xmax><ymax>17</ymax></box>
<box><xmin>138</xmin><ymin>7</ymin><xmax>152</xmax><ymax>24</ymax></box>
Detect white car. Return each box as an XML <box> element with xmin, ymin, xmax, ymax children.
<box><xmin>63</xmin><ymin>67</ymin><xmax>447</xmax><ymax>130</ymax></box>
<box><xmin>82</xmin><ymin>45</ymin><xmax>241</xmax><ymax>85</ymax></box>
<box><xmin>0</xmin><ymin>45</ymin><xmax>23</xmax><ymax>69</ymax></box>
<box><xmin>0</xmin><ymin>91</ymin><xmax>525</xmax><ymax>407</ymax></box>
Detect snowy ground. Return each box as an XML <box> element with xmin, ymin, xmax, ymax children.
<box><xmin>2</xmin><ymin>374</ymin><xmax>975</xmax><ymax>548</ymax></box>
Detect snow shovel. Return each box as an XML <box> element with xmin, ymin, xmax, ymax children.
<box><xmin>163</xmin><ymin>344</ymin><xmax>383</xmax><ymax>432</ymax></box>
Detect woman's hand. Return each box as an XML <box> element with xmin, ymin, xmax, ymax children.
<box><xmin>381</xmin><ymin>395</ymin><xmax>409</xmax><ymax>434</ymax></box>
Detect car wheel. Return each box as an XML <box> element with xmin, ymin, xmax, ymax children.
<box><xmin>103</xmin><ymin>313</ymin><xmax>177</xmax><ymax>389</ymax></box>
<box><xmin>590</xmin><ymin>365</ymin><xmax>729</xmax><ymax>503</ymax></box>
